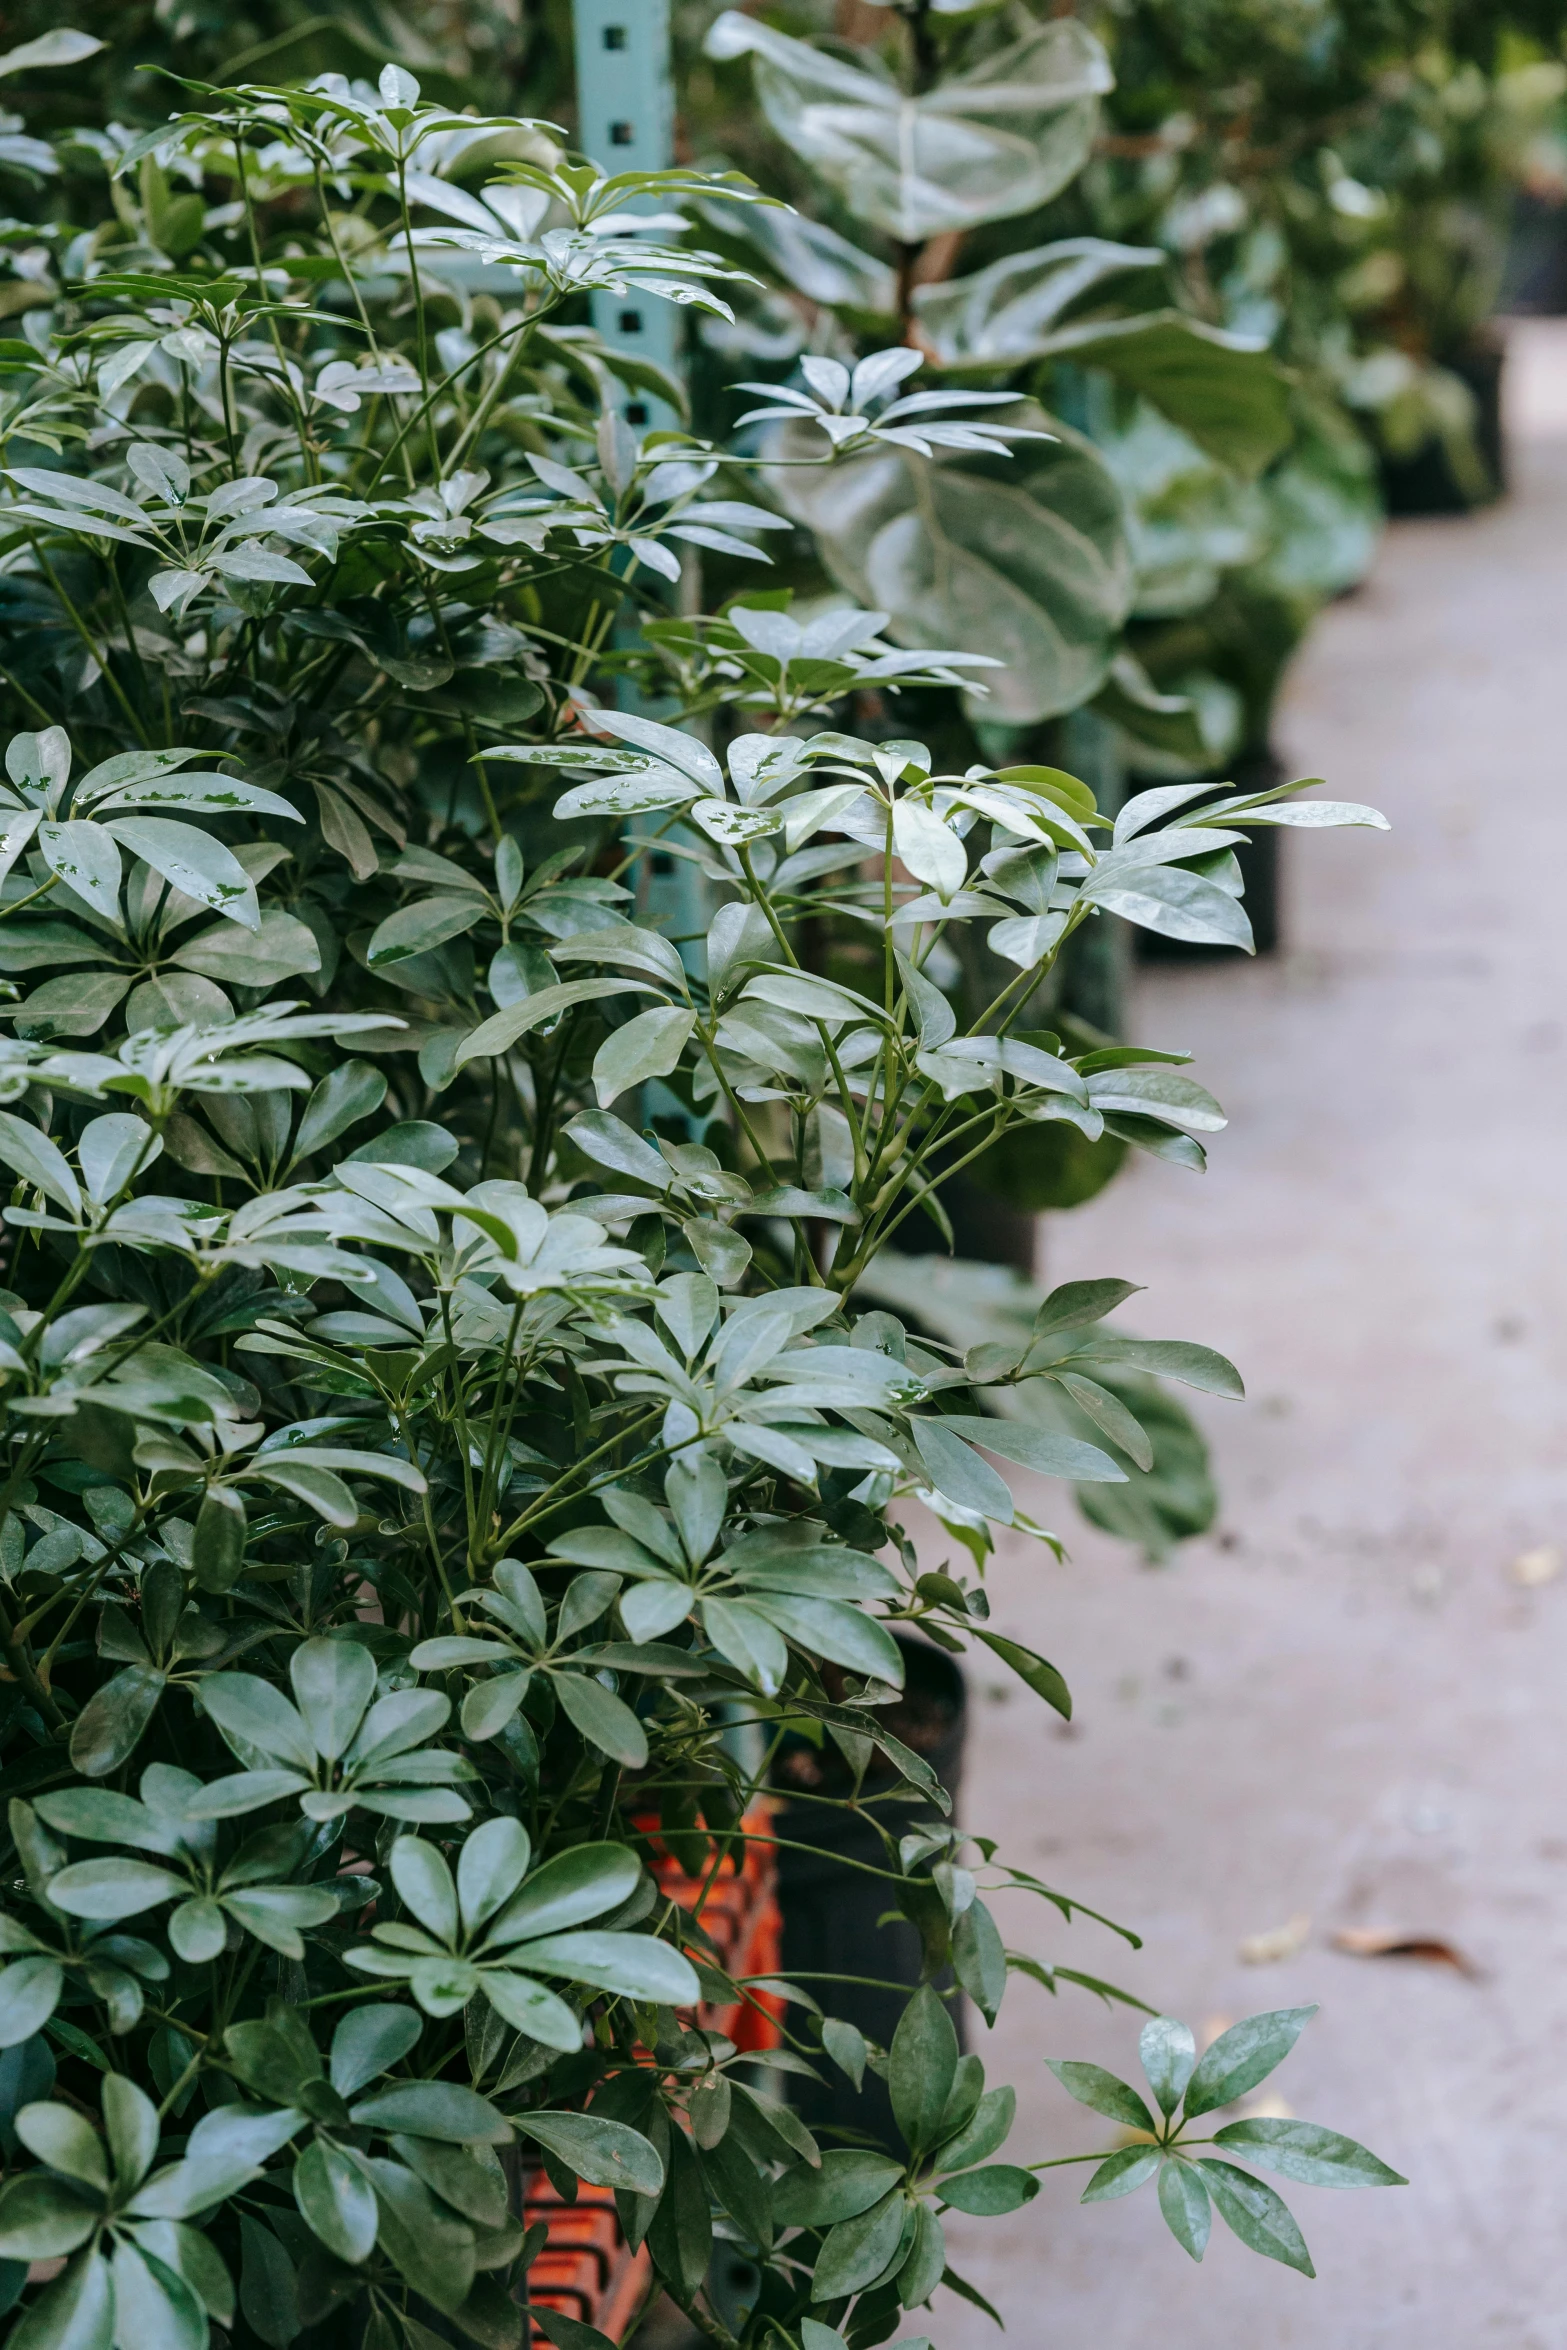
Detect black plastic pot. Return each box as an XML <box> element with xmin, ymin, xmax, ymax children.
<box><xmin>773</xmin><ymin>1638</ymin><xmax>967</xmax><ymax>2147</ymax></box>
<box><xmin>1380</xmin><ymin>335</ymin><xmax>1506</xmax><ymax>516</ymax></box>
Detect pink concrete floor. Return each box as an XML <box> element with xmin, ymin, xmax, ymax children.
<box><xmin>937</xmin><ymin>321</ymin><xmax>1567</xmax><ymax>2349</ymax></box>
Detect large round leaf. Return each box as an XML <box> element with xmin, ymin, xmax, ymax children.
<box><xmin>770</xmin><ymin>412</ymin><xmax>1130</xmax><ymax>723</ymax></box>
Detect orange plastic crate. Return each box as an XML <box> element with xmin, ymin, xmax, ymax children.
<box><xmin>523</xmin><ymin>1809</ymin><xmax>783</xmax><ymax>2341</ymax></box>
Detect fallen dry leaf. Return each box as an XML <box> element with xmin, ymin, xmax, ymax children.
<box><xmin>1332</xmin><ymin>1927</ymin><xmax>1482</xmax><ymax>1979</ymax></box>
<box><xmin>1510</xmin><ymin>1545</ymin><xmax>1560</xmax><ymax>1587</ymax></box>
<box><xmin>1239</xmin><ymin>1912</ymin><xmax>1311</xmax><ymax>1965</ymax></box>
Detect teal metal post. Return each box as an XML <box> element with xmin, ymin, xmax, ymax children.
<box><xmin>570</xmin><ymin>0</ymin><xmax>681</xmax><ymax>433</ymax></box>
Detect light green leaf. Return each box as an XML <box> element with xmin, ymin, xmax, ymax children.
<box><xmin>890</xmin><ymin>1987</ymin><xmax>958</xmax><ymax>2157</ymax></box>
<box><xmin>170</xmin><ymin>910</ymin><xmax>319</xmax><ymax>987</ymax></box>
<box><xmin>37</xmin><ymin>823</ymin><xmax>122</xmax><ymax>929</ymax></box>
<box><xmin>811</xmin><ymin>2189</ymin><xmax>906</xmax><ymax>2304</ymax></box>
<box><xmin>1211</xmin><ymin>2117</ymin><xmax>1406</xmax><ymax>2190</ymax></box>
<box><xmin>937</xmin><ymin>2163</ymin><xmax>1037</xmax><ymax>2215</ymax></box>
<box><xmin>1157</xmin><ymin>2158</ymin><xmax>1211</xmax><ymax>2261</ymax></box>
<box><xmin>293</xmin><ymin>2138</ymin><xmax>378</xmax><ymax>2265</ymax></box>
<box><xmin>455</xmin><ymin>979</ymin><xmax>653</xmax><ymax>1069</ymax></box>
<box><xmin>0</xmin><ymin>2172</ymin><xmax>101</xmax><ymax>2260</ymax></box>
<box><xmin>104</xmin><ymin>820</ymin><xmax>258</xmax><ymax>931</ymax></box>
<box><xmin>47</xmin><ymin>1858</ymin><xmax>189</xmax><ymax>1920</ymax></box>
<box><xmin>350</xmin><ymin>2081</ymin><xmax>511</xmax><ymax>2146</ymax></box>
<box><xmin>706</xmin><ymin>12</ymin><xmax>1109</xmax><ymax>240</ymax></box>
<box><xmin>10</xmin><ymin>2249</ymin><xmax>114</xmax><ymax>2350</ymax></box>
<box><xmin>769</xmin><ymin>413</ymin><xmax>1130</xmax><ymax>725</ymax></box>
<box><xmin>517</xmin><ymin>1929</ymin><xmax>699</xmax><ymax>2005</ymax></box>
<box><xmin>1045</xmin><ymin>2060</ymin><xmax>1156</xmax><ymax>2135</ymax></box>
<box><xmin>525</xmin><ymin>2111</ymin><xmax>664</xmax><ymax>2197</ymax></box>
<box><xmin>289</xmin><ymin>1636</ymin><xmax>376</xmax><ymax>1761</ymax></box>
<box><xmin>592</xmin><ymin>1007</ymin><xmax>696</xmax><ymax>1107</ymax></box>
<box><xmin>16</xmin><ymin>2101</ymin><xmax>108</xmax><ymax>2192</ymax></box>
<box><xmin>0</xmin><ymin>1111</ymin><xmax>80</xmax><ymax>1216</ymax></box>
<box><xmin>931</xmin><ymin>1414</ymin><xmax>1125</xmax><ymax>1484</ymax></box>
<box><xmin>1182</xmin><ymin>2007</ymin><xmax>1316</xmax><ymax>2120</ymax></box>
<box><xmin>1195</xmin><ymin>2158</ymin><xmax>1314</xmax><ymax>2276</ymax></box>
<box><xmin>551</xmin><ymin>1671</ymin><xmax>648</xmax><ymax>1768</ymax></box>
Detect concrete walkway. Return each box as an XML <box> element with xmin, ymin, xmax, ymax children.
<box><xmin>941</xmin><ymin>322</ymin><xmax>1567</xmax><ymax>2349</ymax></box>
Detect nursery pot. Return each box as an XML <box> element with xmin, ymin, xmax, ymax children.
<box><xmin>1379</xmin><ymin>333</ymin><xmax>1506</xmax><ymax>516</ymax></box>
<box><xmin>772</xmin><ymin>1637</ymin><xmax>967</xmax><ymax>2147</ymax></box>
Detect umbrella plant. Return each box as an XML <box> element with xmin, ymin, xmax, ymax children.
<box><xmin>0</xmin><ymin>36</ymin><xmax>1407</xmax><ymax>2350</ymax></box>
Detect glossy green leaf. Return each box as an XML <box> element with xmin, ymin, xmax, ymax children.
<box><xmin>811</xmin><ymin>2188</ymin><xmax>906</xmax><ymax>2303</ymax></box>
<box><xmin>937</xmin><ymin>2164</ymin><xmax>1038</xmax><ymax>2216</ymax></box>
<box><xmin>1157</xmin><ymin>2158</ymin><xmax>1211</xmax><ymax>2261</ymax></box>
<box><xmin>1195</xmin><ymin>2158</ymin><xmax>1315</xmax><ymax>2275</ymax></box>
<box><xmin>1182</xmin><ymin>2007</ymin><xmax>1317</xmax><ymax>2120</ymax></box>
<box><xmin>890</xmin><ymin>1985</ymin><xmax>959</xmax><ymax>2157</ymax></box>
<box><xmin>525</xmin><ymin>2111</ymin><xmax>664</xmax><ymax>2196</ymax></box>
<box><xmin>1212</xmin><ymin>2117</ymin><xmax>1406</xmax><ymax>2190</ymax></box>
<box><xmin>294</xmin><ymin>2138</ymin><xmax>377</xmax><ymax>2265</ymax></box>
<box><xmin>1045</xmin><ymin>2060</ymin><xmax>1157</xmax><ymax>2135</ymax></box>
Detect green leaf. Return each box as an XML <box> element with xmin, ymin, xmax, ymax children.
<box><xmin>1080</xmin><ymin>861</ymin><xmax>1253</xmax><ymax>953</ymax></box>
<box><xmin>646</xmin><ymin>2122</ymin><xmax>711</xmax><ymax>2305</ymax></box>
<box><xmin>592</xmin><ymin>1007</ymin><xmax>696</xmax><ymax>1107</ymax></box>
<box><xmin>1045</xmin><ymin>2060</ymin><xmax>1156</xmax><ymax>2135</ymax></box>
<box><xmin>528</xmin><ymin>2312</ymin><xmax>616</xmax><ymax>2350</ymax></box>
<box><xmin>773</xmin><ymin>2150</ymin><xmax>904</xmax><ymax>2229</ymax></box>
<box><xmin>367</xmin><ymin>898</ymin><xmax>486</xmax><ymax>969</ymax></box>
<box><xmin>0</xmin><ymin>2171</ymin><xmax>101</xmax><ymax>2260</ymax></box>
<box><xmin>821</xmin><ymin>2017</ymin><xmax>866</xmax><ymax>2092</ymax></box>
<box><xmin>366</xmin><ymin>2155</ymin><xmax>476</xmax><ymax>2315</ymax></box>
<box><xmin>707</xmin><ymin>12</ymin><xmax>1108</xmax><ymax>240</ymax></box>
<box><xmin>104</xmin><ymin>820</ymin><xmax>258</xmax><ymax>931</ymax></box>
<box><xmin>745</xmin><ymin>1592</ymin><xmax>904</xmax><ymax>1686</ymax></box>
<box><xmin>1071</xmin><ymin>1336</ymin><xmax>1244</xmax><ymax>1400</ymax></box>
<box><xmin>16</xmin><ymin>2101</ymin><xmax>107</xmax><ymax>2191</ymax></box>
<box><xmin>455</xmin><ymin>980</ymin><xmax>653</xmax><ymax>1069</ymax></box>
<box><xmin>1195</xmin><ymin>2158</ymin><xmax>1314</xmax><ymax>2276</ymax></box>
<box><xmin>1033</xmin><ymin>1278</ymin><xmax>1142</xmax><ymax>1337</ymax></box>
<box><xmin>293</xmin><ymin>2138</ymin><xmax>377</xmax><ymax>2265</ymax></box>
<box><xmin>239</xmin><ymin>2216</ymin><xmax>300</xmax><ymax>2347</ymax></box>
<box><xmin>10</xmin><ymin>2249</ymin><xmax>114</xmax><ymax>2350</ymax></box>
<box><xmin>289</xmin><ymin>1636</ymin><xmax>375</xmax><ymax>1761</ymax></box>
<box><xmin>769</xmin><ymin>413</ymin><xmax>1130</xmax><ymax>726</ymax></box>
<box><xmin>1138</xmin><ymin>2015</ymin><xmax>1197</xmax><ymax>2119</ymax></box>
<box><xmin>487</xmin><ymin>1842</ymin><xmax>638</xmax><ymax>1945</ymax></box>
<box><xmin>1212</xmin><ymin>2118</ymin><xmax>1406</xmax><ymax>2190</ymax></box>
<box><xmin>36</xmin><ymin>824</ymin><xmax>121</xmax><ymax>931</ymax></box>
<box><xmin>0</xmin><ymin>1958</ymin><xmax>63</xmax><ymax>2049</ymax></box>
<box><xmin>1156</xmin><ymin>2158</ymin><xmax>1211</xmax><ymax>2261</ymax></box>
<box><xmin>524</xmin><ymin>2112</ymin><xmax>664</xmax><ymax>2197</ymax></box>
<box><xmin>951</xmin><ymin>1897</ymin><xmax>1007</xmax><ymax>2026</ymax></box>
<box><xmin>0</xmin><ymin>1113</ymin><xmax>79</xmax><ymax>1216</ymax></box>
<box><xmin>934</xmin><ymin>1414</ymin><xmax>1124</xmax><ymax>1485</ymax></box>
<box><xmin>909</xmin><ymin>1419</ymin><xmax>1014</xmax><ymax>1521</ymax></box>
<box><xmin>47</xmin><ymin>1858</ymin><xmax>189</xmax><ymax>1921</ymax></box>
<box><xmin>933</xmin><ymin>2086</ymin><xmax>1014</xmax><ymax>2176</ymax></box>
<box><xmin>937</xmin><ymin>2164</ymin><xmax>1038</xmax><ymax>2216</ymax></box>
<box><xmin>290</xmin><ymin>1061</ymin><xmax>387</xmax><ymax>1166</ymax></box>
<box><xmin>330</xmin><ymin>2004</ymin><xmax>423</xmax><ymax>2099</ymax></box>
<box><xmin>455</xmin><ymin>1816</ymin><xmax>531</xmax><ymax>1933</ymax></box>
<box><xmin>517</xmin><ymin>1928</ymin><xmax>699</xmax><ymax>2005</ymax></box>
<box><xmin>199</xmin><ymin>1674</ymin><xmax>315</xmax><ymax>1770</ymax></box>
<box><xmin>192</xmin><ymin>1489</ymin><xmax>246</xmax><ymax>1595</ymax></box>
<box><xmin>1041</xmin><ymin>313</ymin><xmax>1291</xmax><ymax>476</ymax></box>
<box><xmin>971</xmin><ymin>1628</ymin><xmax>1072</xmax><ymax>1720</ymax></box>
<box><xmin>171</xmin><ymin>910</ymin><xmax>319</xmax><ymax>986</ymax></box>
<box><xmin>889</xmin><ymin>1985</ymin><xmax>958</xmax><ymax>2157</ymax></box>
<box><xmin>811</xmin><ymin>2188</ymin><xmax>906</xmax><ymax>2303</ymax></box>
<box><xmin>350</xmin><ymin>2083</ymin><xmax>511</xmax><ymax>2145</ymax></box>
<box><xmin>1182</xmin><ymin>2007</ymin><xmax>1316</xmax><ymax>2120</ymax></box>
<box><xmin>550</xmin><ymin>1671</ymin><xmax>647</xmax><ymax>1768</ymax></box>
<box><xmin>1051</xmin><ymin>1373</ymin><xmax>1155</xmax><ymax>1471</ymax></box>
<box><xmin>1081</xmin><ymin>2145</ymin><xmax>1160</xmax><ymax>2201</ymax></box>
